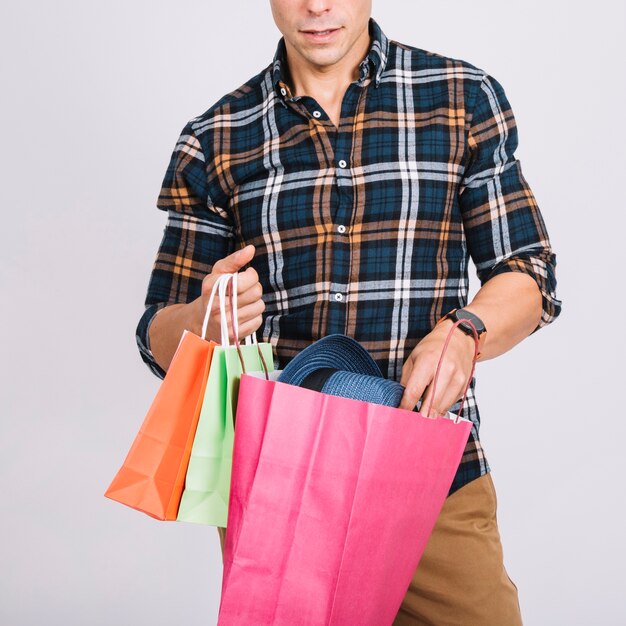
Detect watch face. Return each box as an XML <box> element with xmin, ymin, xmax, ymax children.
<box><xmin>454</xmin><ymin>309</ymin><xmax>486</xmax><ymax>334</ymax></box>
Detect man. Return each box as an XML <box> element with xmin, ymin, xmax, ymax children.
<box><xmin>136</xmin><ymin>1</ymin><xmax>561</xmax><ymax>623</ymax></box>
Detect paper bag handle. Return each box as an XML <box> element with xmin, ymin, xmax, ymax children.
<box><xmin>200</xmin><ymin>273</ymin><xmax>231</xmax><ymax>341</ymax></box>
<box><xmin>222</xmin><ymin>273</ymin><xmax>270</xmax><ymax>380</ymax></box>
<box><xmin>426</xmin><ymin>318</ymin><xmax>480</xmax><ymax>423</ymax></box>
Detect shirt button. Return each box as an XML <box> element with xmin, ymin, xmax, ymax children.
<box><xmin>338</xmin><ymin>159</ymin><xmax>348</xmax><ymax>169</ymax></box>
<box><xmin>280</xmin><ymin>87</ymin><xmax>287</xmax><ymax>96</ymax></box>
<box><xmin>313</xmin><ymin>110</ymin><xmax>322</xmax><ymax>118</ymax></box>
<box><xmin>334</xmin><ymin>293</ymin><xmax>344</xmax><ymax>302</ymax></box>
<box><xmin>337</xmin><ymin>224</ymin><xmax>347</xmax><ymax>234</ymax></box>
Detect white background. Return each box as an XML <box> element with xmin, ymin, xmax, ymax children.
<box><xmin>1</xmin><ymin>1</ymin><xmax>624</xmax><ymax>624</ymax></box>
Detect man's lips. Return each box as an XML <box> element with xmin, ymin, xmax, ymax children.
<box><xmin>300</xmin><ymin>27</ymin><xmax>341</xmax><ymax>42</ymax></box>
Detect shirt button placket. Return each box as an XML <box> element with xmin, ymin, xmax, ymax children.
<box><xmin>329</xmin><ymin>86</ymin><xmax>360</xmax><ymax>334</ymax></box>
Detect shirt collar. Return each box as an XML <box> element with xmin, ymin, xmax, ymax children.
<box><xmin>272</xmin><ymin>17</ymin><xmax>390</xmax><ymax>102</ymax></box>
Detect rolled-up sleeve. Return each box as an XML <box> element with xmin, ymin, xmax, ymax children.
<box><xmin>136</xmin><ymin>121</ymin><xmax>235</xmax><ymax>378</ymax></box>
<box><xmin>459</xmin><ymin>73</ymin><xmax>562</xmax><ymax>331</ymax></box>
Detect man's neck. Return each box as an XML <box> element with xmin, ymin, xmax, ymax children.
<box><xmin>289</xmin><ymin>58</ymin><xmax>359</xmax><ymax>104</ymax></box>
<box><xmin>284</xmin><ymin>31</ymin><xmax>371</xmax><ymax>128</ymax></box>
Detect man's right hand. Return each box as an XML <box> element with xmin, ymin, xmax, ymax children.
<box><xmin>149</xmin><ymin>244</ymin><xmax>265</xmax><ymax>373</ymax></box>
<box><xmin>198</xmin><ymin>244</ymin><xmax>265</xmax><ymax>343</ymax></box>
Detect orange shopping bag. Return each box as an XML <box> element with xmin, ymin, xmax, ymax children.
<box><xmin>104</xmin><ymin>277</ymin><xmax>226</xmax><ymax>520</ymax></box>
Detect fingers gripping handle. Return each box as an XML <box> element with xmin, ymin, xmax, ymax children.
<box><xmin>201</xmin><ymin>271</ymin><xmax>259</xmax><ymax>346</ymax></box>
<box><xmin>199</xmin><ymin>271</ymin><xmax>269</xmax><ymax>379</ymax></box>
<box><xmin>426</xmin><ymin>318</ymin><xmax>480</xmax><ymax>423</ymax></box>
<box><xmin>232</xmin><ymin>272</ymin><xmax>258</xmax><ymax>346</ymax></box>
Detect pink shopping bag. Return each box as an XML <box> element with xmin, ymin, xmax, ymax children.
<box><xmin>218</xmin><ymin>322</ymin><xmax>477</xmax><ymax>626</ymax></box>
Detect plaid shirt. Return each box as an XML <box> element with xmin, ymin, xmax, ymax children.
<box><xmin>136</xmin><ymin>18</ymin><xmax>561</xmax><ymax>492</ymax></box>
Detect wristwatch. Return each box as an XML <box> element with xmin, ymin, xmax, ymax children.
<box><xmin>438</xmin><ymin>308</ymin><xmax>487</xmax><ymax>358</ymax></box>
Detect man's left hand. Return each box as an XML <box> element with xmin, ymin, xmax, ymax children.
<box><xmin>399</xmin><ymin>320</ymin><xmax>477</xmax><ymax>415</ymax></box>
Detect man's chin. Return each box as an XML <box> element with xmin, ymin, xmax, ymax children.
<box><xmin>301</xmin><ymin>47</ymin><xmax>346</xmax><ymax>69</ymax></box>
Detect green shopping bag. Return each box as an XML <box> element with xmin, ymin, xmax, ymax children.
<box><xmin>177</xmin><ymin>274</ymin><xmax>273</xmax><ymax>526</ymax></box>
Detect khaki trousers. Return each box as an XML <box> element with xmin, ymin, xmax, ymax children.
<box><xmin>217</xmin><ymin>473</ymin><xmax>522</xmax><ymax>625</ymax></box>
<box><xmin>393</xmin><ymin>473</ymin><xmax>522</xmax><ymax>625</ymax></box>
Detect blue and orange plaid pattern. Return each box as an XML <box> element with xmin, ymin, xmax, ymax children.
<box><xmin>136</xmin><ymin>19</ymin><xmax>561</xmax><ymax>492</ymax></box>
